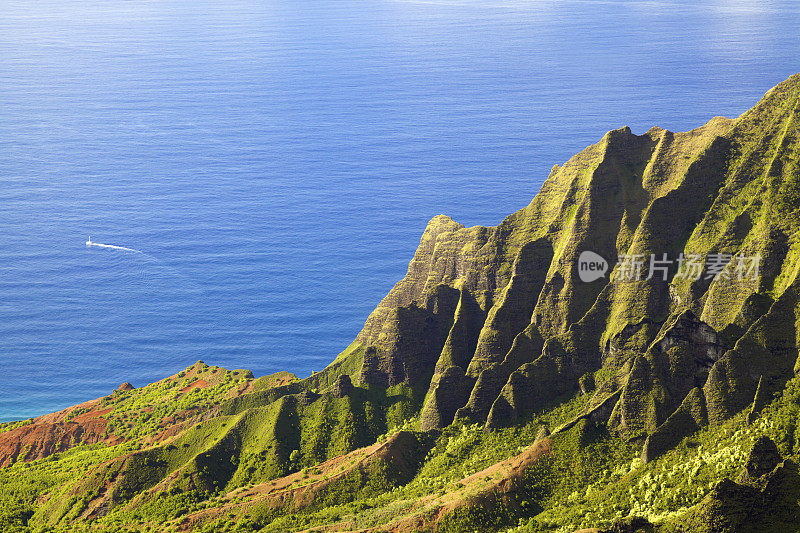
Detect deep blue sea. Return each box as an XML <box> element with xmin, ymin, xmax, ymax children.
<box><xmin>1</xmin><ymin>0</ymin><xmax>798</xmax><ymax>422</ymax></box>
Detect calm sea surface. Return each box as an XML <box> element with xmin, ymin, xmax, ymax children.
<box><xmin>1</xmin><ymin>0</ymin><xmax>798</xmax><ymax>421</ymax></box>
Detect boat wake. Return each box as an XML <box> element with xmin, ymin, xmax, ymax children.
<box><xmin>84</xmin><ymin>236</ymin><xmax>204</xmax><ymax>293</ymax></box>
<box><xmin>85</xmin><ymin>237</ymin><xmax>142</xmax><ymax>254</ymax></box>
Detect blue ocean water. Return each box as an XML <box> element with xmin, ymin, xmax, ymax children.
<box><xmin>1</xmin><ymin>0</ymin><xmax>798</xmax><ymax>422</ymax></box>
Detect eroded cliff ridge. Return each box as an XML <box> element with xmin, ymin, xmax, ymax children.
<box><xmin>2</xmin><ymin>74</ymin><xmax>800</xmax><ymax>533</ymax></box>
<box><xmin>330</xmin><ymin>73</ymin><xmax>800</xmax><ymax>447</ymax></box>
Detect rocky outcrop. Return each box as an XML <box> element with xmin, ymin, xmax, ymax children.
<box><xmin>331</xmin><ymin>374</ymin><xmax>353</xmax><ymax>398</ymax></box>
<box><xmin>485</xmin><ymin>350</ymin><xmax>571</xmax><ymax>429</ymax></box>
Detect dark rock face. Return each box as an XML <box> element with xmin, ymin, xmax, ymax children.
<box><xmin>116</xmin><ymin>382</ymin><xmax>134</xmax><ymax>391</ymax></box>
<box><xmin>331</xmin><ymin>374</ymin><xmax>353</xmax><ymax>398</ymax></box>
<box><xmin>691</xmin><ymin>478</ymin><xmax>761</xmax><ymax>532</ymax></box>
<box><xmin>468</xmin><ymin>240</ymin><xmax>554</xmax><ymax>374</ymax></box>
<box><xmin>687</xmin><ymin>437</ymin><xmax>800</xmax><ymax>532</ymax></box>
<box><xmin>737</xmin><ymin>436</ymin><xmax>783</xmax><ymax>485</ymax></box>
<box><xmin>359</xmin><ymin>285</ymin><xmax>459</xmax><ymax>388</ymax></box>
<box><xmin>655</xmin><ymin>310</ymin><xmax>724</xmax><ymax>375</ymax></box>
<box><xmin>420</xmin><ymin>366</ymin><xmax>473</xmax><ymax>431</ymax></box>
<box><xmin>578</xmin><ymin>372</ymin><xmax>595</xmax><ymax>395</ymax></box>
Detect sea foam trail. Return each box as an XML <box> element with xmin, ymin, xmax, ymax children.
<box><xmin>84</xmin><ymin>237</ymin><xmax>204</xmax><ymax>293</ymax></box>
<box><xmin>86</xmin><ymin>241</ymin><xmax>142</xmax><ymax>253</ymax></box>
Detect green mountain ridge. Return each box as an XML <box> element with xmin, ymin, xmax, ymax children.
<box><xmin>2</xmin><ymin>73</ymin><xmax>800</xmax><ymax>533</ymax></box>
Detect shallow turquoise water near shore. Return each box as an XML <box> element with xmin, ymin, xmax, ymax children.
<box><xmin>1</xmin><ymin>0</ymin><xmax>798</xmax><ymax>421</ymax></box>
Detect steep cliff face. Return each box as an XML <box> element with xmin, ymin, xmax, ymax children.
<box><xmin>325</xmin><ymin>74</ymin><xmax>800</xmax><ymax>457</ymax></box>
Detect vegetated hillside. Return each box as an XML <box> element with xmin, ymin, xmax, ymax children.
<box><xmin>2</xmin><ymin>73</ymin><xmax>800</xmax><ymax>533</ymax></box>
